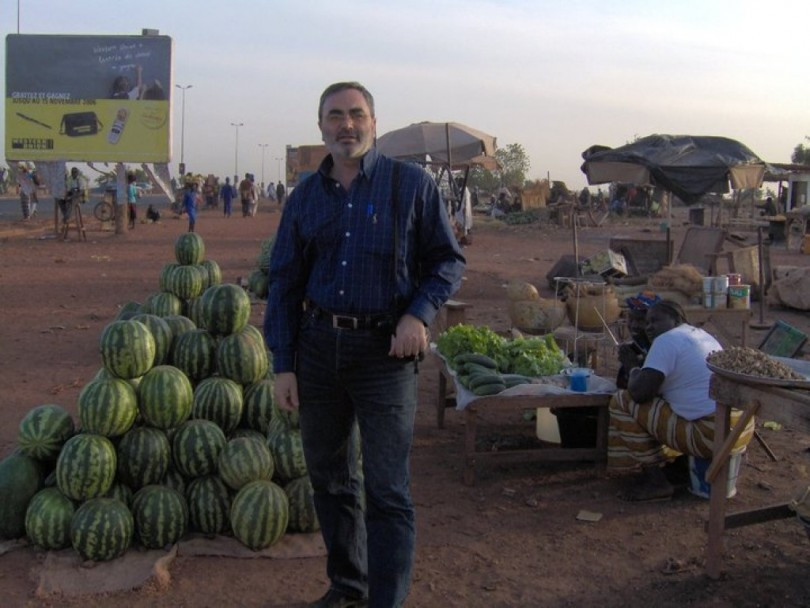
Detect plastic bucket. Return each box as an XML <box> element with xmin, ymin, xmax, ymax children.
<box><xmin>728</xmin><ymin>284</ymin><xmax>751</xmax><ymax>310</ymax></box>
<box><xmin>688</xmin><ymin>448</ymin><xmax>745</xmax><ymax>499</ymax></box>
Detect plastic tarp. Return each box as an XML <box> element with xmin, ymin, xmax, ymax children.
<box><xmin>580</xmin><ymin>134</ymin><xmax>766</xmax><ymax>204</ymax></box>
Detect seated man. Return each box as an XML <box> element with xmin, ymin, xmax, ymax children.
<box><xmin>608</xmin><ymin>300</ymin><xmax>754</xmax><ymax>501</ymax></box>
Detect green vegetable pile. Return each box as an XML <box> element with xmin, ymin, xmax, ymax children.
<box><xmin>436</xmin><ymin>324</ymin><xmax>567</xmax><ymax>377</ymax></box>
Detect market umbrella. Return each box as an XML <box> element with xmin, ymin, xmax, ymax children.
<box><xmin>377</xmin><ymin>121</ymin><xmax>497</xmax><ymax>169</ymax></box>
<box><xmin>580</xmin><ymin>134</ymin><xmax>766</xmax><ymax>204</ymax></box>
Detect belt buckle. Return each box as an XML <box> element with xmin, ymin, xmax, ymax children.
<box><xmin>332</xmin><ymin>314</ymin><xmax>358</xmax><ymax>330</ymax></box>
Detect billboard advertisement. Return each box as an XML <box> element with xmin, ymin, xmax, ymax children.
<box><xmin>5</xmin><ymin>34</ymin><xmax>173</xmax><ymax>163</ymax></box>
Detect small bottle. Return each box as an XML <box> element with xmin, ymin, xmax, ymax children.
<box><xmin>108</xmin><ymin>108</ymin><xmax>129</xmax><ymax>144</ymax></box>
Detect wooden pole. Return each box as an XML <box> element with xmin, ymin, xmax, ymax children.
<box><xmin>750</xmin><ymin>226</ymin><xmax>772</xmax><ymax>330</ymax></box>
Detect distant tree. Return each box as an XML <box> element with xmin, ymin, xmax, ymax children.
<box><xmin>791</xmin><ymin>136</ymin><xmax>810</xmax><ymax>164</ymax></box>
<box><xmin>495</xmin><ymin>143</ymin><xmax>530</xmax><ymax>189</ymax></box>
<box><xmin>466</xmin><ymin>166</ymin><xmax>499</xmax><ymax>193</ymax></box>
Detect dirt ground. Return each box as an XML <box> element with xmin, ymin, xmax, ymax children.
<box><xmin>1</xmin><ymin>198</ymin><xmax>809</xmax><ymax>608</ymax></box>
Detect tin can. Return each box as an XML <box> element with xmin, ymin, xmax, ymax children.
<box><xmin>713</xmin><ymin>275</ymin><xmax>729</xmax><ymax>294</ymax></box>
<box><xmin>702</xmin><ymin>277</ymin><xmax>714</xmax><ymax>294</ymax></box>
<box><xmin>728</xmin><ymin>284</ymin><xmax>751</xmax><ymax>309</ymax></box>
<box><xmin>726</xmin><ymin>273</ymin><xmax>742</xmax><ymax>286</ymax></box>
<box><xmin>703</xmin><ymin>293</ymin><xmax>714</xmax><ymax>309</ymax></box>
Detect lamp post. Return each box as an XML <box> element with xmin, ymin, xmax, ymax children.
<box><xmin>175</xmin><ymin>84</ymin><xmax>193</xmax><ymax>172</ymax></box>
<box><xmin>230</xmin><ymin>122</ymin><xmax>244</xmax><ymax>177</ymax></box>
<box><xmin>274</xmin><ymin>157</ymin><xmax>283</xmax><ymax>184</ymax></box>
<box><xmin>258</xmin><ymin>144</ymin><xmax>269</xmax><ymax>186</ymax></box>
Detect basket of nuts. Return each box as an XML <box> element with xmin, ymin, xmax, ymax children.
<box><xmin>706</xmin><ymin>347</ymin><xmax>810</xmax><ymax>389</ymax></box>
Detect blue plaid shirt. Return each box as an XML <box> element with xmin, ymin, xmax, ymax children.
<box><xmin>263</xmin><ymin>149</ymin><xmax>466</xmax><ymax>373</ymax></box>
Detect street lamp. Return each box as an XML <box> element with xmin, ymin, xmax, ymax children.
<box><xmin>275</xmin><ymin>157</ymin><xmax>284</xmax><ymax>184</ymax></box>
<box><xmin>175</xmin><ymin>84</ymin><xmax>193</xmax><ymax>171</ymax></box>
<box><xmin>230</xmin><ymin>122</ymin><xmax>244</xmax><ymax>177</ymax></box>
<box><xmin>258</xmin><ymin>144</ymin><xmax>269</xmax><ymax>186</ymax></box>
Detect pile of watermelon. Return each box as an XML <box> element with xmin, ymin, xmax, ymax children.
<box><xmin>245</xmin><ymin>236</ymin><xmax>274</xmax><ymax>300</ymax></box>
<box><xmin>0</xmin><ymin>232</ymin><xmax>321</xmax><ymax>562</ymax></box>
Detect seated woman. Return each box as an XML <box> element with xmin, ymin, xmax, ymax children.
<box><xmin>609</xmin><ymin>300</ymin><xmax>754</xmax><ymax>501</ymax></box>
<box><xmin>615</xmin><ymin>292</ymin><xmax>658</xmax><ymax>389</ymax></box>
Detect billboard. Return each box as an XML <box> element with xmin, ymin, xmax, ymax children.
<box><xmin>5</xmin><ymin>34</ymin><xmax>172</xmax><ymax>163</ymax></box>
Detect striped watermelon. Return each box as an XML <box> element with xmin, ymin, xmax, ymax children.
<box><xmin>147</xmin><ymin>291</ymin><xmax>184</xmax><ymax>317</ymax></box>
<box><xmin>138</xmin><ymin>365</ymin><xmax>194</xmax><ymax>429</ymax></box>
<box><xmin>284</xmin><ymin>475</ymin><xmax>320</xmax><ymax>533</ymax></box>
<box><xmin>267</xmin><ymin>425</ymin><xmax>308</xmax><ymax>483</ymax></box>
<box><xmin>163</xmin><ymin>314</ymin><xmax>196</xmax><ymax>339</ymax></box>
<box><xmin>241</xmin><ymin>380</ymin><xmax>275</xmax><ymax>434</ymax></box>
<box><xmin>171</xmin><ymin>329</ymin><xmax>217</xmax><ymax>382</ymax></box>
<box><xmin>93</xmin><ymin>367</ymin><xmax>142</xmax><ymax>393</ymax></box>
<box><xmin>186</xmin><ymin>475</ymin><xmax>230</xmax><ymax>535</ymax></box>
<box><xmin>159</xmin><ymin>263</ymin><xmax>180</xmax><ymax>292</ymax></box>
<box><xmin>175</xmin><ymin>232</ymin><xmax>205</xmax><ymax>265</ymax></box>
<box><xmin>219</xmin><ymin>437</ymin><xmax>274</xmax><ymax>490</ymax></box>
<box><xmin>71</xmin><ymin>497</ymin><xmax>133</xmax><ymax>561</ymax></box>
<box><xmin>168</xmin><ymin>264</ymin><xmax>205</xmax><ymax>300</ymax></box>
<box><xmin>56</xmin><ymin>434</ymin><xmax>116</xmax><ymax>501</ymax></box>
<box><xmin>131</xmin><ymin>485</ymin><xmax>188</xmax><ymax>549</ymax></box>
<box><xmin>78</xmin><ymin>378</ymin><xmax>138</xmax><ymax>437</ymax></box>
<box><xmin>184</xmin><ymin>295</ymin><xmax>207</xmax><ymax>328</ymax></box>
<box><xmin>172</xmin><ymin>419</ymin><xmax>227</xmax><ymax>478</ymax></box>
<box><xmin>25</xmin><ymin>487</ymin><xmax>76</xmax><ymax>549</ymax></box>
<box><xmin>248</xmin><ymin>270</ymin><xmax>269</xmax><ymax>299</ymax></box>
<box><xmin>0</xmin><ymin>452</ymin><xmax>44</xmax><ymax>539</ymax></box>
<box><xmin>17</xmin><ymin>404</ymin><xmax>75</xmax><ymax>461</ymax></box>
<box><xmin>192</xmin><ymin>377</ymin><xmax>244</xmax><ymax>433</ymax></box>
<box><xmin>100</xmin><ymin>320</ymin><xmax>156</xmax><ymax>379</ymax></box>
<box><xmin>202</xmin><ymin>283</ymin><xmax>251</xmax><ymax>336</ymax></box>
<box><xmin>161</xmin><ymin>466</ymin><xmax>187</xmax><ymax>496</ymax></box>
<box><xmin>131</xmin><ymin>313</ymin><xmax>173</xmax><ymax>366</ymax></box>
<box><xmin>256</xmin><ymin>237</ymin><xmax>274</xmax><ymax>271</ymax></box>
<box><xmin>117</xmin><ymin>426</ymin><xmax>170</xmax><ymax>490</ymax></box>
<box><xmin>115</xmin><ymin>300</ymin><xmax>142</xmax><ymax>321</ymax></box>
<box><xmin>200</xmin><ymin>259</ymin><xmax>222</xmax><ymax>288</ymax></box>
<box><xmin>241</xmin><ymin>323</ymin><xmax>266</xmax><ymax>348</ymax></box>
<box><xmin>230</xmin><ymin>480</ymin><xmax>289</xmax><ymax>550</ymax></box>
<box><xmin>103</xmin><ymin>481</ymin><xmax>134</xmax><ymax>507</ymax></box>
<box><xmin>229</xmin><ymin>428</ymin><xmax>267</xmax><ymax>443</ymax></box>
<box><xmin>217</xmin><ymin>328</ymin><xmax>269</xmax><ymax>385</ymax></box>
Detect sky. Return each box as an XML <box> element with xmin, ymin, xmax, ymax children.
<box><xmin>2</xmin><ymin>0</ymin><xmax>809</xmax><ymax>189</ymax></box>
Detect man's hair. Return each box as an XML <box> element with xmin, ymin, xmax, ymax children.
<box><xmin>318</xmin><ymin>82</ymin><xmax>375</xmax><ymax>121</ymax></box>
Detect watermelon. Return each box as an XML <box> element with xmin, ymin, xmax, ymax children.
<box><xmin>117</xmin><ymin>426</ymin><xmax>170</xmax><ymax>490</ymax></box>
<box><xmin>230</xmin><ymin>480</ymin><xmax>289</xmax><ymax>550</ymax></box>
<box><xmin>186</xmin><ymin>475</ymin><xmax>230</xmax><ymax>535</ymax></box>
<box><xmin>25</xmin><ymin>487</ymin><xmax>76</xmax><ymax>550</ymax></box>
<box><xmin>78</xmin><ymin>377</ymin><xmax>138</xmax><ymax>437</ymax></box>
<box><xmin>171</xmin><ymin>329</ymin><xmax>217</xmax><ymax>382</ymax></box>
<box><xmin>248</xmin><ymin>270</ymin><xmax>269</xmax><ymax>299</ymax></box>
<box><xmin>161</xmin><ymin>466</ymin><xmax>187</xmax><ymax>496</ymax></box>
<box><xmin>192</xmin><ymin>377</ymin><xmax>244</xmax><ymax>433</ymax></box>
<box><xmin>0</xmin><ymin>452</ymin><xmax>44</xmax><ymax>538</ymax></box>
<box><xmin>103</xmin><ymin>481</ymin><xmax>134</xmax><ymax>507</ymax></box>
<box><xmin>100</xmin><ymin>319</ymin><xmax>156</xmax><ymax>379</ymax></box>
<box><xmin>241</xmin><ymin>323</ymin><xmax>266</xmax><ymax>348</ymax></box>
<box><xmin>217</xmin><ymin>327</ymin><xmax>269</xmax><ymax>385</ymax></box>
<box><xmin>148</xmin><ymin>291</ymin><xmax>184</xmax><ymax>317</ymax></box>
<box><xmin>284</xmin><ymin>475</ymin><xmax>320</xmax><ymax>533</ymax></box>
<box><xmin>172</xmin><ymin>419</ymin><xmax>227</xmax><ymax>478</ymax></box>
<box><xmin>219</xmin><ymin>437</ymin><xmax>274</xmax><ymax>491</ymax></box>
<box><xmin>202</xmin><ymin>283</ymin><xmax>251</xmax><ymax>336</ymax></box>
<box><xmin>138</xmin><ymin>365</ymin><xmax>194</xmax><ymax>429</ymax></box>
<box><xmin>159</xmin><ymin>263</ymin><xmax>180</xmax><ymax>292</ymax></box>
<box><xmin>267</xmin><ymin>425</ymin><xmax>308</xmax><ymax>483</ymax></box>
<box><xmin>17</xmin><ymin>404</ymin><xmax>75</xmax><ymax>461</ymax></box>
<box><xmin>184</xmin><ymin>295</ymin><xmax>207</xmax><ymax>328</ymax></box>
<box><xmin>71</xmin><ymin>497</ymin><xmax>133</xmax><ymax>561</ymax></box>
<box><xmin>168</xmin><ymin>264</ymin><xmax>205</xmax><ymax>300</ymax></box>
<box><xmin>175</xmin><ymin>232</ymin><xmax>205</xmax><ymax>265</ymax></box>
<box><xmin>241</xmin><ymin>380</ymin><xmax>275</xmax><ymax>434</ymax></box>
<box><xmin>229</xmin><ymin>428</ymin><xmax>267</xmax><ymax>443</ymax></box>
<box><xmin>56</xmin><ymin>434</ymin><xmax>117</xmax><ymax>501</ymax></box>
<box><xmin>256</xmin><ymin>237</ymin><xmax>274</xmax><ymax>271</ymax></box>
<box><xmin>163</xmin><ymin>314</ymin><xmax>196</xmax><ymax>340</ymax></box>
<box><xmin>92</xmin><ymin>367</ymin><xmax>142</xmax><ymax>393</ymax></box>
<box><xmin>200</xmin><ymin>259</ymin><xmax>222</xmax><ymax>288</ymax></box>
<box><xmin>131</xmin><ymin>485</ymin><xmax>188</xmax><ymax>549</ymax></box>
<box><xmin>115</xmin><ymin>300</ymin><xmax>142</xmax><ymax>321</ymax></box>
<box><xmin>131</xmin><ymin>313</ymin><xmax>173</xmax><ymax>366</ymax></box>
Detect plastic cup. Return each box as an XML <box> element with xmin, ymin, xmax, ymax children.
<box><xmin>569</xmin><ymin>368</ymin><xmax>590</xmax><ymax>392</ymax></box>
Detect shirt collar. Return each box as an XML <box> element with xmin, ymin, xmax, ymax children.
<box><xmin>318</xmin><ymin>147</ymin><xmax>381</xmax><ymax>183</ymax></box>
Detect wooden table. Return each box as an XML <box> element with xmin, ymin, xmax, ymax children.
<box><xmin>704</xmin><ymin>373</ymin><xmax>810</xmax><ymax>578</ymax></box>
<box><xmin>684</xmin><ymin>306</ymin><xmax>752</xmax><ymax>347</ymax></box>
<box><xmin>433</xmin><ymin>355</ymin><xmax>612</xmax><ymax>485</ymax></box>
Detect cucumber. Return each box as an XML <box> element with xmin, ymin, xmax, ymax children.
<box><xmin>472</xmin><ymin>383</ymin><xmax>506</xmax><ymax>396</ymax></box>
<box><xmin>463</xmin><ymin>362</ymin><xmax>497</xmax><ymax>376</ymax></box>
<box><xmin>468</xmin><ymin>373</ymin><xmax>505</xmax><ymax>390</ymax></box>
<box><xmin>455</xmin><ymin>353</ymin><xmax>497</xmax><ymax>369</ymax></box>
<box><xmin>501</xmin><ymin>374</ymin><xmax>533</xmax><ymax>388</ymax></box>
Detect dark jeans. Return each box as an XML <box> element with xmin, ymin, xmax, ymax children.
<box><xmin>57</xmin><ymin>197</ymin><xmax>74</xmax><ymax>222</ymax></box>
<box><xmin>296</xmin><ymin>312</ymin><xmax>417</xmax><ymax>608</ymax></box>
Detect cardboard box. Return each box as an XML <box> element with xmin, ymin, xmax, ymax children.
<box><xmin>581</xmin><ymin>249</ymin><xmax>627</xmax><ymax>278</ymax></box>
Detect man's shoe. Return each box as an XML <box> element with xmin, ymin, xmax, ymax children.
<box><xmin>308</xmin><ymin>587</ymin><xmax>368</xmax><ymax>608</ymax></box>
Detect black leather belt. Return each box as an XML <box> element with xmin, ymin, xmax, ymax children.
<box><xmin>304</xmin><ymin>299</ymin><xmax>397</xmax><ymax>331</ymax></box>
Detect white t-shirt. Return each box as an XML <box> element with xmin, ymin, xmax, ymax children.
<box><xmin>643</xmin><ymin>324</ymin><xmax>722</xmax><ymax>420</ymax></box>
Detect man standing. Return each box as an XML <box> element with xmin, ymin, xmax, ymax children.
<box><xmin>275</xmin><ymin>180</ymin><xmax>285</xmax><ymax>205</ymax></box>
<box><xmin>220</xmin><ymin>176</ymin><xmax>235</xmax><ymax>217</ymax></box>
<box><xmin>264</xmin><ymin>82</ymin><xmax>465</xmax><ymax>608</ymax></box>
<box><xmin>238</xmin><ymin>173</ymin><xmax>256</xmax><ymax>217</ymax></box>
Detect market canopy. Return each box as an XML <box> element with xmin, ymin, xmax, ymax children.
<box><xmin>580</xmin><ymin>134</ymin><xmax>766</xmax><ymax>204</ymax></box>
<box><xmin>377</xmin><ymin>121</ymin><xmax>498</xmax><ymax>169</ymax></box>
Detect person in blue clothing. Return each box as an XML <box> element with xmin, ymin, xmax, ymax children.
<box><xmin>264</xmin><ymin>82</ymin><xmax>465</xmax><ymax>608</ymax></box>
<box><xmin>183</xmin><ymin>179</ymin><xmax>198</xmax><ymax>232</ymax></box>
<box><xmin>220</xmin><ymin>176</ymin><xmax>235</xmax><ymax>217</ymax></box>
<box><xmin>126</xmin><ymin>172</ymin><xmax>139</xmax><ymax>229</ymax></box>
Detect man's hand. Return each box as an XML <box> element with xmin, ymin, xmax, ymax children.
<box><xmin>273</xmin><ymin>372</ymin><xmax>299</xmax><ymax>412</ymax></box>
<box><xmin>389</xmin><ymin>313</ymin><xmax>428</xmax><ymax>359</ymax></box>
